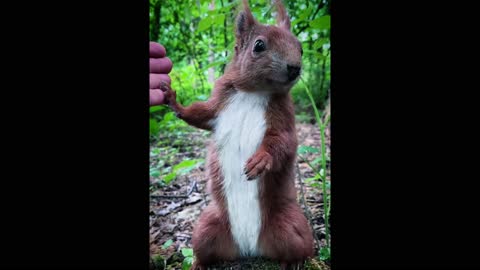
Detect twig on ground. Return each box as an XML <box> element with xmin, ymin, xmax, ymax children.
<box><xmin>150</xmin><ymin>180</ymin><xmax>199</xmax><ymax>199</ymax></box>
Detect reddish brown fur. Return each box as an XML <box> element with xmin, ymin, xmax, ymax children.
<box><xmin>162</xmin><ymin>1</ymin><xmax>314</xmax><ymax>269</ymax></box>
<box><xmin>256</xmin><ymin>94</ymin><xmax>314</xmax><ymax>263</ymax></box>
<box><xmin>190</xmin><ymin>146</ymin><xmax>237</xmax><ymax>270</ymax></box>
<box><xmin>274</xmin><ymin>0</ymin><xmax>291</xmax><ymax>31</ymax></box>
<box><xmin>164</xmin><ymin>78</ymin><xmax>233</xmax><ymax>131</ymax></box>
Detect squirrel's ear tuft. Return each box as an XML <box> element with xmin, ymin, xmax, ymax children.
<box><xmin>235</xmin><ymin>0</ymin><xmax>256</xmax><ymax>42</ymax></box>
<box><xmin>274</xmin><ymin>0</ymin><xmax>291</xmax><ymax>31</ymax></box>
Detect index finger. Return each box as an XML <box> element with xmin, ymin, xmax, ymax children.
<box><xmin>150</xmin><ymin>42</ymin><xmax>166</xmax><ymax>58</ymax></box>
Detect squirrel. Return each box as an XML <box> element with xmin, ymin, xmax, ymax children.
<box><xmin>161</xmin><ymin>0</ymin><xmax>314</xmax><ymax>269</ymax></box>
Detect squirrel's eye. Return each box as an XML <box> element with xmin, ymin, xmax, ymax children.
<box><xmin>300</xmin><ymin>47</ymin><xmax>303</xmax><ymax>56</ymax></box>
<box><xmin>253</xmin><ymin>40</ymin><xmax>266</xmax><ymax>53</ymax></box>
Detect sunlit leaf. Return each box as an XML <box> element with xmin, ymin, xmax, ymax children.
<box><xmin>150</xmin><ymin>119</ymin><xmax>159</xmax><ymax>136</ymax></box>
<box><xmin>310</xmin><ymin>15</ymin><xmax>330</xmax><ymax>30</ymax></box>
<box><xmin>319</xmin><ymin>247</ymin><xmax>330</xmax><ymax>260</ymax></box>
<box><xmin>161</xmin><ymin>239</ymin><xmax>173</xmax><ymax>249</ymax></box>
<box><xmin>297</xmin><ymin>145</ymin><xmax>320</xmax><ymax>154</ymax></box>
<box><xmin>313</xmin><ymin>38</ymin><xmax>329</xmax><ymax>50</ymax></box>
<box><xmin>305</xmin><ymin>174</ymin><xmax>321</xmax><ymax>182</ymax></box>
<box><xmin>197</xmin><ymin>16</ymin><xmax>213</xmax><ymax>31</ymax></box>
<box><xmin>181</xmin><ymin>248</ymin><xmax>194</xmax><ymax>257</ymax></box>
<box><xmin>214</xmin><ymin>14</ymin><xmax>225</xmax><ymax>26</ymax></box>
<box><xmin>182</xmin><ymin>257</ymin><xmax>193</xmax><ymax>270</ymax></box>
<box><xmin>163</xmin><ymin>172</ymin><xmax>176</xmax><ymax>184</ymax></box>
<box><xmin>150</xmin><ymin>106</ymin><xmax>163</xmax><ymax>113</ymax></box>
<box><xmin>298</xmin><ymin>6</ymin><xmax>313</xmax><ymax>21</ymax></box>
<box><xmin>173</xmin><ymin>159</ymin><xmax>204</xmax><ymax>175</ymax></box>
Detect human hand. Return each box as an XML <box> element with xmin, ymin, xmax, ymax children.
<box><xmin>150</xmin><ymin>42</ymin><xmax>173</xmax><ymax>106</ymax></box>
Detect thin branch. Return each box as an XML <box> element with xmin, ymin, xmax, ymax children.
<box><xmin>150</xmin><ymin>180</ymin><xmax>199</xmax><ymax>199</ymax></box>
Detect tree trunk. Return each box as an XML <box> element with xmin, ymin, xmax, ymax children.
<box><xmin>151</xmin><ymin>0</ymin><xmax>162</xmax><ymax>42</ymax></box>
<box><xmin>207</xmin><ymin>0</ymin><xmax>216</xmax><ymax>84</ymax></box>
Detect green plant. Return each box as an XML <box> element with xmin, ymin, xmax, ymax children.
<box><xmin>150</xmin><ymin>157</ymin><xmax>204</xmax><ymax>186</ymax></box>
<box><xmin>149</xmin><ymin>0</ymin><xmax>331</xmax><ymax>140</ymax></box>
<box><xmin>162</xmin><ymin>239</ymin><xmax>173</xmax><ymax>249</ymax></box>
<box><xmin>150</xmin><ymin>239</ymin><xmax>175</xmax><ymax>269</ymax></box>
<box><xmin>300</xmin><ymin>77</ymin><xmax>331</xmax><ymax>261</ymax></box>
<box><xmin>167</xmin><ymin>158</ymin><xmax>204</xmax><ymax>184</ymax></box>
<box><xmin>181</xmin><ymin>248</ymin><xmax>194</xmax><ymax>270</ymax></box>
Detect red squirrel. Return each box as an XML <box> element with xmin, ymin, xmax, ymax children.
<box><xmin>162</xmin><ymin>0</ymin><xmax>314</xmax><ymax>268</ymax></box>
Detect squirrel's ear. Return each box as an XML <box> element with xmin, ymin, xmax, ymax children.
<box><xmin>235</xmin><ymin>0</ymin><xmax>255</xmax><ymax>41</ymax></box>
<box><xmin>274</xmin><ymin>0</ymin><xmax>291</xmax><ymax>31</ymax></box>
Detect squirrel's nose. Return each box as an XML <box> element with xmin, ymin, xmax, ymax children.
<box><xmin>287</xmin><ymin>65</ymin><xmax>301</xmax><ymax>81</ymax></box>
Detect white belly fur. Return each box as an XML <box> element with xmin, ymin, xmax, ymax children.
<box><xmin>213</xmin><ymin>90</ymin><xmax>269</xmax><ymax>256</ymax></box>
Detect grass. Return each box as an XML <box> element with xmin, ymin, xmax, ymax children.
<box><xmin>301</xmin><ymin>77</ymin><xmax>331</xmax><ymax>261</ymax></box>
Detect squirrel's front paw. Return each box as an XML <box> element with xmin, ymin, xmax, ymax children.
<box><xmin>160</xmin><ymin>82</ymin><xmax>176</xmax><ymax>106</ymax></box>
<box><xmin>160</xmin><ymin>82</ymin><xmax>181</xmax><ymax>117</ymax></box>
<box><xmin>244</xmin><ymin>151</ymin><xmax>273</xmax><ymax>181</ymax></box>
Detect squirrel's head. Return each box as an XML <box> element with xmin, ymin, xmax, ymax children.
<box><xmin>231</xmin><ymin>0</ymin><xmax>302</xmax><ymax>93</ymax></box>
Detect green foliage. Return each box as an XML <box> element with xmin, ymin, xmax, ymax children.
<box><xmin>181</xmin><ymin>248</ymin><xmax>193</xmax><ymax>257</ymax></box>
<box><xmin>163</xmin><ymin>172</ymin><xmax>176</xmax><ymax>184</ymax></box>
<box><xmin>158</xmin><ymin>158</ymin><xmax>204</xmax><ymax>184</ymax></box>
<box><xmin>310</xmin><ymin>15</ymin><xmax>330</xmax><ymax>30</ymax></box>
<box><xmin>151</xmin><ymin>254</ymin><xmax>165</xmax><ymax>269</ymax></box>
<box><xmin>150</xmin><ymin>155</ymin><xmax>205</xmax><ymax>185</ymax></box>
<box><xmin>319</xmin><ymin>246</ymin><xmax>330</xmax><ymax>261</ymax></box>
<box><xmin>298</xmin><ymin>78</ymin><xmax>331</xmax><ymax>262</ymax></box>
<box><xmin>174</xmin><ymin>159</ymin><xmax>205</xmax><ymax>174</ymax></box>
<box><xmin>181</xmin><ymin>248</ymin><xmax>194</xmax><ymax>270</ymax></box>
<box><xmin>305</xmin><ymin>174</ymin><xmax>322</xmax><ymax>188</ymax></box>
<box><xmin>150</xmin><ymin>118</ymin><xmax>159</xmax><ymax>136</ymax></box>
<box><xmin>162</xmin><ymin>239</ymin><xmax>173</xmax><ymax>249</ymax></box>
<box><xmin>149</xmin><ymin>0</ymin><xmax>330</xmax><ymax>131</ymax></box>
